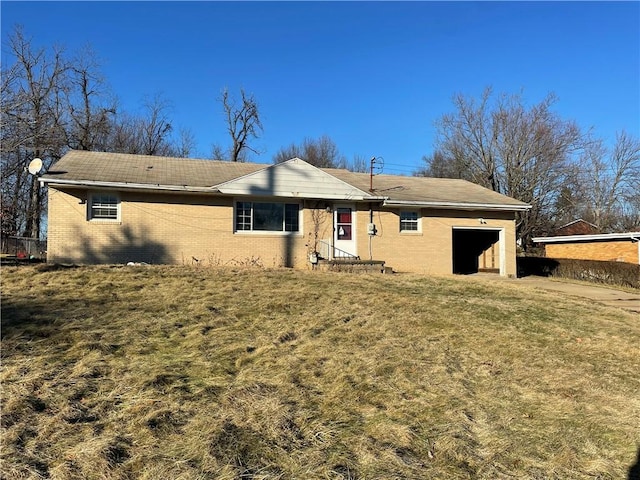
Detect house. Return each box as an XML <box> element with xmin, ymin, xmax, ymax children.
<box><xmin>532</xmin><ymin>232</ymin><xmax>640</xmax><ymax>265</ymax></box>
<box><xmin>553</xmin><ymin>219</ymin><xmax>599</xmax><ymax>236</ymax></box>
<box><xmin>39</xmin><ymin>151</ymin><xmax>531</xmax><ymax>276</ymax></box>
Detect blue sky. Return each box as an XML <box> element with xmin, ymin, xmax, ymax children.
<box><xmin>2</xmin><ymin>1</ymin><xmax>639</xmax><ymax>175</ymax></box>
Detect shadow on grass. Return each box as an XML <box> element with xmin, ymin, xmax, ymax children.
<box><xmin>1</xmin><ymin>290</ymin><xmax>103</xmax><ymax>341</ymax></box>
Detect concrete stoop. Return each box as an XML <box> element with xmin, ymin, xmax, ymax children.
<box><xmin>317</xmin><ymin>259</ymin><xmax>389</xmax><ymax>274</ymax></box>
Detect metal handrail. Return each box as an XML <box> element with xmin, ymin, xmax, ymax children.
<box><xmin>316</xmin><ymin>239</ymin><xmax>359</xmax><ymax>260</ymax></box>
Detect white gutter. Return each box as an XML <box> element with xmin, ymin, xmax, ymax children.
<box><xmin>532</xmin><ymin>232</ymin><xmax>640</xmax><ymax>243</ymax></box>
<box><xmin>383</xmin><ymin>199</ymin><xmax>531</xmax><ymax>212</ymax></box>
<box><xmin>40</xmin><ymin>177</ymin><xmax>390</xmax><ymax>202</ymax></box>
<box><xmin>39</xmin><ymin>177</ymin><xmax>219</xmax><ymax>193</ymax></box>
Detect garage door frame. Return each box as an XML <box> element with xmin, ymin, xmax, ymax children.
<box><xmin>452</xmin><ymin>226</ymin><xmax>506</xmax><ymax>276</ymax></box>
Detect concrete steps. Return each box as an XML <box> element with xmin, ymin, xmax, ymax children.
<box><xmin>317</xmin><ymin>259</ymin><xmax>390</xmax><ymax>274</ymax></box>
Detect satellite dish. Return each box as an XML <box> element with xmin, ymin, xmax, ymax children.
<box><xmin>28</xmin><ymin>158</ymin><xmax>43</xmax><ymax>175</ymax></box>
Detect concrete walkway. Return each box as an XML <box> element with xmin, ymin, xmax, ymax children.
<box><xmin>508</xmin><ymin>276</ymin><xmax>640</xmax><ymax>314</ymax></box>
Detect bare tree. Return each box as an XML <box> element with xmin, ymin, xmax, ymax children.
<box><xmin>273</xmin><ymin>135</ymin><xmax>346</xmax><ymax>168</ymax></box>
<box><xmin>102</xmin><ymin>94</ymin><xmax>174</xmax><ymax>156</ymax></box>
<box><xmin>138</xmin><ymin>94</ymin><xmax>173</xmax><ymax>155</ymax></box>
<box><xmin>1</xmin><ymin>27</ymin><xmax>195</xmax><ymax>241</ymax></box>
<box><xmin>210</xmin><ymin>143</ymin><xmax>227</xmax><ymax>161</ymax></box>
<box><xmin>414</xmin><ymin>150</ymin><xmax>471</xmax><ymax>179</ymax></box>
<box><xmin>65</xmin><ymin>46</ymin><xmax>116</xmax><ymax>151</ymax></box>
<box><xmin>346</xmin><ymin>154</ymin><xmax>370</xmax><ymax>173</ymax></box>
<box><xmin>429</xmin><ymin>87</ymin><xmax>582</xmax><ymax>248</ymax></box>
<box><xmin>573</xmin><ymin>132</ymin><xmax>640</xmax><ymax>231</ymax></box>
<box><xmin>218</xmin><ymin>87</ymin><xmax>262</xmax><ymax>162</ymax></box>
<box><xmin>1</xmin><ymin>27</ymin><xmax>68</xmax><ymax>239</ymax></box>
<box><xmin>171</xmin><ymin>128</ymin><xmax>197</xmax><ymax>158</ymax></box>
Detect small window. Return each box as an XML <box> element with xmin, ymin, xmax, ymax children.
<box><xmin>235</xmin><ymin>201</ymin><xmax>300</xmax><ymax>233</ymax></box>
<box><xmin>236</xmin><ymin>201</ymin><xmax>252</xmax><ymax>231</ymax></box>
<box><xmin>336</xmin><ymin>208</ymin><xmax>352</xmax><ymax>240</ymax></box>
<box><xmin>400</xmin><ymin>211</ymin><xmax>419</xmax><ymax>232</ymax></box>
<box><xmin>89</xmin><ymin>193</ymin><xmax>119</xmax><ymax>220</ymax></box>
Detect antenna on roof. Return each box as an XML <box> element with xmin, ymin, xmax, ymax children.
<box><xmin>369</xmin><ymin>156</ymin><xmax>384</xmax><ymax>192</ymax></box>
<box><xmin>28</xmin><ymin>158</ymin><xmax>43</xmax><ymax>176</ymax></box>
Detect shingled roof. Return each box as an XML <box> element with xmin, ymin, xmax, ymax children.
<box><xmin>42</xmin><ymin>150</ymin><xmax>264</xmax><ymax>188</ymax></box>
<box><xmin>326</xmin><ymin>168</ymin><xmax>529</xmax><ymax>210</ymax></box>
<box><xmin>41</xmin><ymin>150</ymin><xmax>530</xmax><ymax>211</ymax></box>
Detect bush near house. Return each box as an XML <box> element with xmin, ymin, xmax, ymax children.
<box><xmin>518</xmin><ymin>256</ymin><xmax>640</xmax><ymax>289</ymax></box>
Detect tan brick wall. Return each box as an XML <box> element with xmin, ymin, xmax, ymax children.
<box><xmin>48</xmin><ymin>188</ymin><xmax>518</xmax><ymax>275</ymax></box>
<box><xmin>545</xmin><ymin>241</ymin><xmax>639</xmax><ymax>264</ymax></box>
<box><xmin>48</xmin><ymin>188</ymin><xmax>314</xmax><ymax>267</ymax></box>
<box><xmin>359</xmin><ymin>207</ymin><xmax>517</xmax><ymax>276</ymax></box>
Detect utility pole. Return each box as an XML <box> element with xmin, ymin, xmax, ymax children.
<box><xmin>369</xmin><ymin>157</ymin><xmax>376</xmax><ymax>192</ymax></box>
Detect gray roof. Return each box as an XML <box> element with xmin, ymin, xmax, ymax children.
<box><xmin>43</xmin><ymin>150</ymin><xmax>263</xmax><ymax>187</ymax></box>
<box><xmin>41</xmin><ymin>150</ymin><xmax>529</xmax><ymax>210</ymax></box>
<box><xmin>325</xmin><ymin>168</ymin><xmax>529</xmax><ymax>209</ymax></box>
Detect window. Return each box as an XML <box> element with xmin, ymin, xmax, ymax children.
<box><xmin>336</xmin><ymin>208</ymin><xmax>352</xmax><ymax>240</ymax></box>
<box><xmin>89</xmin><ymin>193</ymin><xmax>119</xmax><ymax>220</ymax></box>
<box><xmin>400</xmin><ymin>211</ymin><xmax>419</xmax><ymax>232</ymax></box>
<box><xmin>235</xmin><ymin>201</ymin><xmax>300</xmax><ymax>233</ymax></box>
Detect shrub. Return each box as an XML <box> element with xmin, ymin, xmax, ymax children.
<box><xmin>518</xmin><ymin>256</ymin><xmax>640</xmax><ymax>289</ymax></box>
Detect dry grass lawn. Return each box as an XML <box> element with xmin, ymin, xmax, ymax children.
<box><xmin>1</xmin><ymin>265</ymin><xmax>639</xmax><ymax>479</ymax></box>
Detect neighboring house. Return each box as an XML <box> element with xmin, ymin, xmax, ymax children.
<box><xmin>39</xmin><ymin>151</ymin><xmax>531</xmax><ymax>276</ymax></box>
<box><xmin>532</xmin><ymin>232</ymin><xmax>640</xmax><ymax>265</ymax></box>
<box><xmin>553</xmin><ymin>219</ymin><xmax>599</xmax><ymax>236</ymax></box>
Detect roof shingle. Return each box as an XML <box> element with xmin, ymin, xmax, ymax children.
<box><xmin>41</xmin><ymin>150</ymin><xmax>529</xmax><ymax>209</ymax></box>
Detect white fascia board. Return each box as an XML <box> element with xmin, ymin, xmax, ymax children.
<box><xmin>383</xmin><ymin>199</ymin><xmax>532</xmax><ymax>212</ymax></box>
<box><xmin>40</xmin><ymin>178</ymin><xmax>219</xmax><ymax>194</ymax></box>
<box><xmin>222</xmin><ymin>190</ymin><xmax>383</xmax><ymax>201</ymax></box>
<box><xmin>533</xmin><ymin>232</ymin><xmax>640</xmax><ymax>243</ymax></box>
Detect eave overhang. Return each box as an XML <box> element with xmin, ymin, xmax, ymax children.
<box><xmin>40</xmin><ymin>178</ymin><xmax>220</xmax><ymax>194</ymax></box>
<box><xmin>533</xmin><ymin>232</ymin><xmax>640</xmax><ymax>243</ymax></box>
<box><xmin>40</xmin><ymin>177</ymin><xmax>389</xmax><ymax>202</ymax></box>
<box><xmin>382</xmin><ymin>199</ymin><xmax>532</xmax><ymax>212</ymax></box>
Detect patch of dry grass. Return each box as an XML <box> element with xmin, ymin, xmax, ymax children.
<box><xmin>1</xmin><ymin>265</ymin><xmax>639</xmax><ymax>479</ymax></box>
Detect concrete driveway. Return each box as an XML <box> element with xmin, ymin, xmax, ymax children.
<box><xmin>510</xmin><ymin>276</ymin><xmax>640</xmax><ymax>314</ymax></box>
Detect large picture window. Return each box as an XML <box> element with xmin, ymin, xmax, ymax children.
<box><xmin>89</xmin><ymin>193</ymin><xmax>119</xmax><ymax>220</ymax></box>
<box><xmin>235</xmin><ymin>202</ymin><xmax>300</xmax><ymax>233</ymax></box>
<box><xmin>400</xmin><ymin>210</ymin><xmax>419</xmax><ymax>232</ymax></box>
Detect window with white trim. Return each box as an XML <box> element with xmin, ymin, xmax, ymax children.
<box><xmin>400</xmin><ymin>210</ymin><xmax>419</xmax><ymax>232</ymax></box>
<box><xmin>89</xmin><ymin>193</ymin><xmax>119</xmax><ymax>220</ymax></box>
<box><xmin>235</xmin><ymin>201</ymin><xmax>300</xmax><ymax>233</ymax></box>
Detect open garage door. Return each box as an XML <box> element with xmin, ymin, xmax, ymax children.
<box><xmin>452</xmin><ymin>228</ymin><xmax>503</xmax><ymax>275</ymax></box>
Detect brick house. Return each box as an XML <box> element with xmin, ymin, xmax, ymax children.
<box><xmin>532</xmin><ymin>232</ymin><xmax>640</xmax><ymax>265</ymax></box>
<box><xmin>553</xmin><ymin>219</ymin><xmax>599</xmax><ymax>236</ymax></box>
<box><xmin>40</xmin><ymin>151</ymin><xmax>531</xmax><ymax>276</ymax></box>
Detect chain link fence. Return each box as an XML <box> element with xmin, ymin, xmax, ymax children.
<box><xmin>1</xmin><ymin>236</ymin><xmax>47</xmax><ymax>262</ymax></box>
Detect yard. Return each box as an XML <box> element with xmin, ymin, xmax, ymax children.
<box><xmin>1</xmin><ymin>265</ymin><xmax>639</xmax><ymax>479</ymax></box>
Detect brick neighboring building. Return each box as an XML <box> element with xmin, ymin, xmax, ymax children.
<box><xmin>533</xmin><ymin>232</ymin><xmax>640</xmax><ymax>265</ymax></box>
<box><xmin>40</xmin><ymin>151</ymin><xmax>531</xmax><ymax>276</ymax></box>
<box><xmin>553</xmin><ymin>219</ymin><xmax>599</xmax><ymax>236</ymax></box>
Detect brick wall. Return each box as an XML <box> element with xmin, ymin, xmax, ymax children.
<box><xmin>48</xmin><ymin>188</ymin><xmax>316</xmax><ymax>267</ymax></box>
<box><xmin>362</xmin><ymin>207</ymin><xmax>517</xmax><ymax>276</ymax></box>
<box><xmin>545</xmin><ymin>241</ymin><xmax>639</xmax><ymax>264</ymax></box>
<box><xmin>48</xmin><ymin>187</ymin><xmax>518</xmax><ymax>275</ymax></box>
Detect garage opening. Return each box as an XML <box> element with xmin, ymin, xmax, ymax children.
<box><xmin>452</xmin><ymin>229</ymin><xmax>501</xmax><ymax>275</ymax></box>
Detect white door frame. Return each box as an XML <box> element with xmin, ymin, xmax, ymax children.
<box><xmin>452</xmin><ymin>226</ymin><xmax>506</xmax><ymax>276</ymax></box>
<box><xmin>334</xmin><ymin>204</ymin><xmax>357</xmax><ymax>258</ymax></box>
